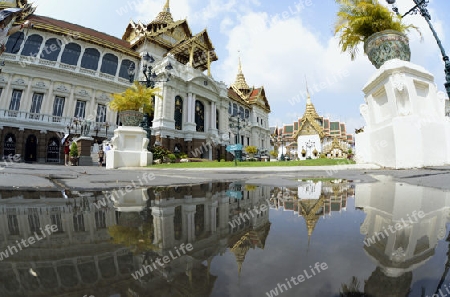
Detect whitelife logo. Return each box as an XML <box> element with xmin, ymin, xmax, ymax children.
<box><xmin>363</xmin><ymin>210</ymin><xmax>425</xmax><ymax>247</ymax></box>
<box><xmin>131</xmin><ymin>243</ymin><xmax>193</xmax><ymax>280</ymax></box>
<box><xmin>265</xmin><ymin>262</ymin><xmax>328</xmax><ymax>296</ymax></box>
<box><xmin>0</xmin><ymin>224</ymin><xmax>58</xmax><ymax>261</ymax></box>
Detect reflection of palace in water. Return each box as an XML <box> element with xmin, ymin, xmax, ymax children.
<box><xmin>355</xmin><ymin>178</ymin><xmax>450</xmax><ymax>296</ymax></box>
<box><xmin>271</xmin><ymin>179</ymin><xmax>355</xmax><ymax>236</ymax></box>
<box><xmin>0</xmin><ymin>182</ymin><xmax>272</xmax><ymax>296</ymax></box>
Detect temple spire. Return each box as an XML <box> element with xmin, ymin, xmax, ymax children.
<box><xmin>233</xmin><ymin>55</ymin><xmax>250</xmax><ymax>92</ymax></box>
<box><xmin>304</xmin><ymin>78</ymin><xmax>319</xmax><ymax>118</ymax></box>
<box><xmin>164</xmin><ymin>0</ymin><xmax>170</xmax><ymax>12</ymax></box>
<box><xmin>151</xmin><ymin>0</ymin><xmax>174</xmax><ymax>24</ymax></box>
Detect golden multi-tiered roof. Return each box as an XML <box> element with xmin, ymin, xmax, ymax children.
<box><xmin>233</xmin><ymin>57</ymin><xmax>250</xmax><ymax>93</ymax></box>
<box><xmin>293</xmin><ymin>87</ymin><xmax>325</xmax><ymax>139</ymax></box>
<box><xmin>121</xmin><ymin>0</ymin><xmax>217</xmax><ymax>73</ymax></box>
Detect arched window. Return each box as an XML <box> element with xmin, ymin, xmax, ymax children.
<box><xmin>216</xmin><ymin>109</ymin><xmax>219</xmax><ymax>130</ymax></box>
<box><xmin>5</xmin><ymin>31</ymin><xmax>24</xmax><ymax>54</ymax></box>
<box><xmin>81</xmin><ymin>48</ymin><xmax>100</xmax><ymax>70</ymax></box>
<box><xmin>20</xmin><ymin>34</ymin><xmax>43</xmax><ymax>57</ymax></box>
<box><xmin>100</xmin><ymin>53</ymin><xmax>118</xmax><ymax>75</ymax></box>
<box><xmin>195</xmin><ymin>100</ymin><xmax>204</xmax><ymax>132</ymax></box>
<box><xmin>40</xmin><ymin>38</ymin><xmax>62</xmax><ymax>61</ymax></box>
<box><xmin>232</xmin><ymin>103</ymin><xmax>237</xmax><ymax>116</ymax></box>
<box><xmin>228</xmin><ymin>102</ymin><xmax>232</xmax><ymax>114</ymax></box>
<box><xmin>60</xmin><ymin>43</ymin><xmax>81</xmax><ymax>65</ymax></box>
<box><xmin>245</xmin><ymin>109</ymin><xmax>249</xmax><ymax>119</ymax></box>
<box><xmin>174</xmin><ymin>96</ymin><xmax>183</xmax><ymax>130</ymax></box>
<box><xmin>239</xmin><ymin>106</ymin><xmax>244</xmax><ymax>119</ymax></box>
<box><xmin>119</xmin><ymin>59</ymin><xmax>133</xmax><ymax>80</ymax></box>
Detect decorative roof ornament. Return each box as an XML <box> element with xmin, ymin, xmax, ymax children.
<box><xmin>233</xmin><ymin>56</ymin><xmax>250</xmax><ymax>93</ymax></box>
<box><xmin>304</xmin><ymin>78</ymin><xmax>320</xmax><ymax>119</ymax></box>
<box><xmin>0</xmin><ymin>0</ymin><xmax>35</xmax><ymax>20</ymax></box>
<box><xmin>151</xmin><ymin>0</ymin><xmax>174</xmax><ymax>24</ymax></box>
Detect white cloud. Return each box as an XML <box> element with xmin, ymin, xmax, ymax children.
<box><xmin>216</xmin><ymin>9</ymin><xmax>373</xmax><ymax>129</ymax></box>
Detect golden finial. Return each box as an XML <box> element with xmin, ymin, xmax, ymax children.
<box><xmin>164</xmin><ymin>0</ymin><xmax>170</xmax><ymax>12</ymax></box>
<box><xmin>305</xmin><ymin>75</ymin><xmax>311</xmax><ymax>104</ymax></box>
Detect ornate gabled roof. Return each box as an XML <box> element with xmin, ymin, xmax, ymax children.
<box><xmin>228</xmin><ymin>87</ymin><xmax>251</xmax><ymax>107</ymax></box>
<box><xmin>248</xmin><ymin>87</ymin><xmax>270</xmax><ymax>112</ymax></box>
<box><xmin>323</xmin><ymin>137</ymin><xmax>347</xmax><ymax>154</ymax></box>
<box><xmin>168</xmin><ymin>29</ymin><xmax>218</xmax><ymax>71</ymax></box>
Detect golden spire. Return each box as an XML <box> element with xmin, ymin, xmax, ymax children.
<box><xmin>304</xmin><ymin>78</ymin><xmax>320</xmax><ymax>119</ymax></box>
<box><xmin>152</xmin><ymin>0</ymin><xmax>174</xmax><ymax>24</ymax></box>
<box><xmin>233</xmin><ymin>56</ymin><xmax>250</xmax><ymax>92</ymax></box>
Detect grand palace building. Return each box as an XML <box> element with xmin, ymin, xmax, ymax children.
<box><xmin>0</xmin><ymin>0</ymin><xmax>271</xmax><ymax>163</ymax></box>
<box><xmin>272</xmin><ymin>91</ymin><xmax>354</xmax><ymax>160</ymax></box>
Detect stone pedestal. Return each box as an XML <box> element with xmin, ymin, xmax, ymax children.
<box><xmin>106</xmin><ymin>126</ymin><xmax>153</xmax><ymax>169</ymax></box>
<box><xmin>355</xmin><ymin>59</ymin><xmax>450</xmax><ymax>169</ymax></box>
<box><xmin>74</xmin><ymin>136</ymin><xmax>94</xmax><ymax>166</ymax></box>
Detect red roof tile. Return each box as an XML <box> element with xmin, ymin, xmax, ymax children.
<box><xmin>28</xmin><ymin>15</ymin><xmax>133</xmax><ymax>53</ymax></box>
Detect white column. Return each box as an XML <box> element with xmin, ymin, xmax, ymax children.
<box><xmin>187</xmin><ymin>93</ymin><xmax>192</xmax><ymax>122</ymax></box>
<box><xmin>210</xmin><ymin>102</ymin><xmax>216</xmax><ymax>129</ymax></box>
<box><xmin>191</xmin><ymin>94</ymin><xmax>196</xmax><ymax>124</ymax></box>
<box><xmin>0</xmin><ymin>80</ymin><xmax>12</xmax><ymax>109</ymax></box>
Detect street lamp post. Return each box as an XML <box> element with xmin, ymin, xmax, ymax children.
<box><xmin>127</xmin><ymin>52</ymin><xmax>173</xmax><ymax>148</ymax></box>
<box><xmin>104</xmin><ymin>122</ymin><xmax>110</xmax><ymax>137</ymax></box>
<box><xmin>93</xmin><ymin>124</ymin><xmax>99</xmax><ymax>142</ymax></box>
<box><xmin>386</xmin><ymin>0</ymin><xmax>450</xmax><ymax>98</ymax></box>
<box><xmin>229</xmin><ymin>111</ymin><xmax>246</xmax><ymax>166</ymax></box>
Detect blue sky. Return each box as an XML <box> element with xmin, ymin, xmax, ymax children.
<box><xmin>33</xmin><ymin>0</ymin><xmax>450</xmax><ymax>133</ymax></box>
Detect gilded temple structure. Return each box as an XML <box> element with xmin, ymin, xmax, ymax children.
<box><xmin>272</xmin><ymin>90</ymin><xmax>353</xmax><ymax>160</ymax></box>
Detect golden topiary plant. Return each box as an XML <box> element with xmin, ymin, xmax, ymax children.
<box><xmin>108</xmin><ymin>222</ymin><xmax>158</xmax><ymax>253</ymax></box>
<box><xmin>334</xmin><ymin>0</ymin><xmax>421</xmax><ymax>60</ymax></box>
<box><xmin>109</xmin><ymin>81</ymin><xmax>161</xmax><ymax>115</ymax></box>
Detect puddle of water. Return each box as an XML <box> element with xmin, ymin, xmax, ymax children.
<box><xmin>0</xmin><ymin>179</ymin><xmax>449</xmax><ymax>297</ymax></box>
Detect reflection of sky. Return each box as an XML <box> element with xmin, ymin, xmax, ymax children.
<box><xmin>210</xmin><ymin>193</ymin><xmax>450</xmax><ymax>297</ymax></box>
<box><xmin>210</xmin><ymin>198</ymin><xmax>372</xmax><ymax>296</ymax></box>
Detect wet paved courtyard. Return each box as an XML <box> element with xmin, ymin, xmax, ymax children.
<box><xmin>1</xmin><ymin>177</ymin><xmax>450</xmax><ymax>297</ymax></box>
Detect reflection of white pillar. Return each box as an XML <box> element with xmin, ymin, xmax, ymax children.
<box><xmin>152</xmin><ymin>207</ymin><xmax>175</xmax><ymax>249</ymax></box>
<box><xmin>219</xmin><ymin>195</ymin><xmax>230</xmax><ymax>233</ymax></box>
<box><xmin>183</xmin><ymin>204</ymin><xmax>196</xmax><ymax>243</ymax></box>
<box><xmin>209</xmin><ymin>202</ymin><xmax>218</xmax><ymax>233</ymax></box>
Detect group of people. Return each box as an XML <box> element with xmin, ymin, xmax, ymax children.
<box><xmin>63</xmin><ymin>140</ymin><xmax>111</xmax><ymax>167</ymax></box>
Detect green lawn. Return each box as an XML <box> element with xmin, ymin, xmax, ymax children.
<box><xmin>151</xmin><ymin>158</ymin><xmax>355</xmax><ymax>168</ymax></box>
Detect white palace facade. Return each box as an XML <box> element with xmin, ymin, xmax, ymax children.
<box><xmin>0</xmin><ymin>0</ymin><xmax>271</xmax><ymax>163</ymax></box>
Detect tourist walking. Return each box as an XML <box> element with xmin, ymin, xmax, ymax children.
<box><xmin>64</xmin><ymin>140</ymin><xmax>70</xmax><ymax>166</ymax></box>
<box><xmin>98</xmin><ymin>148</ymin><xmax>104</xmax><ymax>167</ymax></box>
